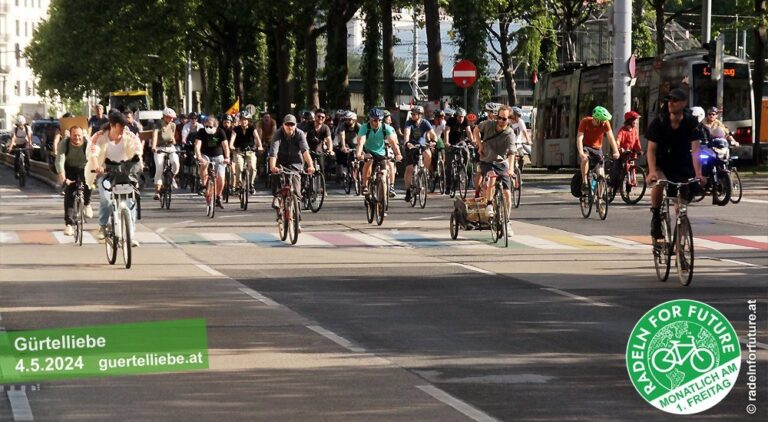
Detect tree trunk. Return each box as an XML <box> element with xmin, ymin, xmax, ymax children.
<box><xmin>753</xmin><ymin>0</ymin><xmax>766</xmax><ymax>164</ymax></box>
<box><xmin>274</xmin><ymin>25</ymin><xmax>292</xmax><ymax>120</ymax></box>
<box><xmin>174</xmin><ymin>71</ymin><xmax>183</xmax><ymax>112</ymax></box>
<box><xmin>325</xmin><ymin>3</ymin><xmax>352</xmax><ymax>109</ymax></box>
<box><xmin>654</xmin><ymin>0</ymin><xmax>666</xmax><ymax>55</ymax></box>
<box><xmin>424</xmin><ymin>0</ymin><xmax>443</xmax><ymax>101</ymax></box>
<box><xmin>232</xmin><ymin>53</ymin><xmax>245</xmax><ymax>105</ymax></box>
<box><xmin>218</xmin><ymin>47</ymin><xmax>234</xmax><ymax>113</ymax></box>
<box><xmin>382</xmin><ymin>0</ymin><xmax>396</xmax><ymax>108</ymax></box>
<box><xmin>292</xmin><ymin>29</ymin><xmax>305</xmax><ymax>110</ymax></box>
<box><xmin>499</xmin><ymin>20</ymin><xmax>517</xmax><ymax>106</ymax></box>
<box><xmin>266</xmin><ymin>31</ymin><xmax>279</xmax><ymax>115</ymax></box>
<box><xmin>305</xmin><ymin>23</ymin><xmax>321</xmax><ymax>109</ymax></box>
<box><xmin>199</xmin><ymin>56</ymin><xmax>209</xmax><ymax>112</ymax></box>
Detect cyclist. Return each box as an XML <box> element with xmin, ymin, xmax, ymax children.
<box><xmin>431</xmin><ymin>110</ymin><xmax>447</xmax><ymax>189</ymax></box>
<box><xmin>124</xmin><ymin>109</ymin><xmax>142</xmax><ymax>135</ymax></box>
<box><xmin>476</xmin><ymin>105</ymin><xmax>516</xmax><ymax>234</ymax></box>
<box><xmin>195</xmin><ymin>117</ymin><xmax>231</xmax><ymax>209</ymax></box>
<box><xmin>268</xmin><ymin>115</ymin><xmax>316</xmax><ymax>229</ymax></box>
<box><xmin>88</xmin><ymin>104</ymin><xmax>108</xmax><ymax>136</ymax></box>
<box><xmin>230</xmin><ymin>111</ymin><xmax>264</xmax><ymax>194</ymax></box>
<box><xmin>298</xmin><ymin>110</ymin><xmax>314</xmax><ymax>132</ymax></box>
<box><xmin>56</xmin><ymin>125</ymin><xmax>92</xmax><ymax>235</ymax></box>
<box><xmin>150</xmin><ymin>108</ymin><xmax>179</xmax><ymax>200</ymax></box>
<box><xmin>8</xmin><ymin>116</ymin><xmax>32</xmax><ymax>177</ymax></box>
<box><xmin>702</xmin><ymin>106</ymin><xmax>738</xmax><ymax>146</ymax></box>
<box><xmin>402</xmin><ymin>105</ymin><xmax>437</xmax><ymax>202</ymax></box>
<box><xmin>304</xmin><ymin>108</ymin><xmax>334</xmax><ymax>175</ymax></box>
<box><xmin>611</xmin><ymin>110</ymin><xmax>643</xmax><ymax>189</ymax></box>
<box><xmin>181</xmin><ymin>112</ymin><xmax>203</xmax><ymax>145</ymax></box>
<box><xmin>576</xmin><ymin>106</ymin><xmax>620</xmax><ymax>193</ymax></box>
<box><xmin>338</xmin><ymin>111</ymin><xmax>361</xmax><ymax>176</ymax></box>
<box><xmin>647</xmin><ymin>88</ymin><xmax>704</xmax><ymax>239</ymax></box>
<box><xmin>382</xmin><ymin>109</ymin><xmax>399</xmax><ymax>197</ymax></box>
<box><xmin>257</xmin><ymin>112</ymin><xmax>277</xmax><ymax>177</ymax></box>
<box><xmin>90</xmin><ymin>111</ymin><xmax>143</xmax><ymax>246</ymax></box>
<box><xmin>355</xmin><ymin>108</ymin><xmax>403</xmax><ymax>195</ymax></box>
<box><xmin>508</xmin><ymin>106</ymin><xmax>531</xmax><ymax>169</ymax></box>
<box><xmin>444</xmin><ymin>108</ymin><xmax>473</xmax><ymax>195</ymax></box>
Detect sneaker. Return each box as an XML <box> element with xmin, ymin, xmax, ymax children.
<box><xmin>97</xmin><ymin>226</ymin><xmax>106</xmax><ymax>240</ymax></box>
<box><xmin>651</xmin><ymin>212</ymin><xmax>663</xmax><ymax>239</ymax></box>
<box><xmin>63</xmin><ymin>225</ymin><xmax>74</xmax><ymax>236</ymax></box>
<box><xmin>389</xmin><ymin>189</ymin><xmax>397</xmax><ymax>199</ymax></box>
<box><xmin>581</xmin><ymin>183</ymin><xmax>589</xmax><ymax>195</ymax></box>
<box><xmin>131</xmin><ymin>239</ymin><xmax>140</xmax><ymax>247</ymax></box>
<box><xmin>153</xmin><ymin>193</ymin><xmax>160</xmax><ymax>200</ymax></box>
<box><xmin>215</xmin><ymin>197</ymin><xmax>224</xmax><ymax>209</ymax></box>
<box><xmin>172</xmin><ymin>180</ymin><xmax>178</xmax><ymax>189</ymax></box>
<box><xmin>297</xmin><ymin>224</ymin><xmax>303</xmax><ymax>234</ymax></box>
<box><xmin>250</xmin><ymin>187</ymin><xmax>256</xmax><ymax>195</ymax></box>
<box><xmin>84</xmin><ymin>205</ymin><xmax>93</xmax><ymax>218</ymax></box>
<box><xmin>404</xmin><ymin>189</ymin><xmax>412</xmax><ymax>202</ymax></box>
<box><xmin>506</xmin><ymin>222</ymin><xmax>514</xmax><ymax>237</ymax></box>
<box><xmin>485</xmin><ymin>204</ymin><xmax>495</xmax><ymax>218</ymax></box>
<box><xmin>362</xmin><ymin>186</ymin><xmax>369</xmax><ymax>195</ymax></box>
<box><xmin>272</xmin><ymin>197</ymin><xmax>280</xmax><ymax>209</ymax></box>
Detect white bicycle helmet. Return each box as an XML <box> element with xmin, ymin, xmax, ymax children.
<box><xmin>162</xmin><ymin>107</ymin><xmax>177</xmax><ymax>118</ymax></box>
<box><xmin>690</xmin><ymin>106</ymin><xmax>705</xmax><ymax>123</ymax></box>
<box><xmin>344</xmin><ymin>111</ymin><xmax>357</xmax><ymax>120</ymax></box>
<box><xmin>15</xmin><ymin>116</ymin><xmax>26</xmax><ymax>125</ymax></box>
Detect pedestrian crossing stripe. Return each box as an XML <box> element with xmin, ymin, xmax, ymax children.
<box><xmin>1</xmin><ymin>230</ymin><xmax>767</xmax><ymax>251</ymax></box>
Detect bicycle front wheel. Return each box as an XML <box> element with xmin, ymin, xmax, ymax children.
<box><xmin>621</xmin><ymin>167</ymin><xmax>647</xmax><ymax>205</ymax></box>
<box><xmin>653</xmin><ymin>216</ymin><xmax>671</xmax><ymax>282</ymax></box>
<box><xmin>288</xmin><ymin>195</ymin><xmax>300</xmax><ymax>245</ymax></box>
<box><xmin>375</xmin><ymin>178</ymin><xmax>386</xmax><ymax>226</ymax></box>
<box><xmin>579</xmin><ymin>182</ymin><xmax>593</xmax><ymax>218</ymax></box>
<box><xmin>729</xmin><ymin>168</ymin><xmax>742</xmax><ymax>203</ymax></box>
<box><xmin>418</xmin><ymin>171</ymin><xmax>428</xmax><ymax>209</ymax></box>
<box><xmin>105</xmin><ymin>214</ymin><xmax>117</xmax><ymax>265</ymax></box>
<box><xmin>496</xmin><ymin>190</ymin><xmax>509</xmax><ymax>247</ymax></box>
<box><xmin>597</xmin><ymin>176</ymin><xmax>608</xmax><ymax>220</ymax></box>
<box><xmin>121</xmin><ymin>208</ymin><xmax>132</xmax><ymax>269</ymax></box>
<box><xmin>512</xmin><ymin>167</ymin><xmax>522</xmax><ymax>208</ymax></box>
<box><xmin>676</xmin><ymin>216</ymin><xmax>694</xmax><ymax>286</ymax></box>
<box><xmin>712</xmin><ymin>171</ymin><xmax>731</xmax><ymax>206</ymax></box>
<box><xmin>458</xmin><ymin>167</ymin><xmax>468</xmax><ymax>199</ymax></box>
<box><xmin>310</xmin><ymin>173</ymin><xmax>325</xmax><ymax>213</ymax></box>
<box><xmin>76</xmin><ymin>198</ymin><xmax>84</xmax><ymax>246</ymax></box>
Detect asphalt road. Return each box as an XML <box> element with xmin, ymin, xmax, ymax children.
<box><xmin>0</xmin><ymin>164</ymin><xmax>766</xmax><ymax>421</ymax></box>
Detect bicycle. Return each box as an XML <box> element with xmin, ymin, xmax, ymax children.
<box><xmin>428</xmin><ymin>145</ymin><xmax>446</xmax><ymax>195</ymax></box>
<box><xmin>223</xmin><ymin>163</ymin><xmax>232</xmax><ymax>204</ymax></box>
<box><xmin>447</xmin><ymin>144</ymin><xmax>469</xmax><ymax>199</ymax></box>
<box><xmin>510</xmin><ymin>154</ymin><xmax>522</xmax><ymax>209</ymax></box>
<box><xmin>692</xmin><ymin>145</ymin><xmax>731</xmax><ymax>205</ymax></box>
<box><xmin>651</xmin><ymin>335</ymin><xmax>715</xmax><ymax>374</ymax></box>
<box><xmin>101</xmin><ymin>164</ymin><xmax>139</xmax><ymax>269</ymax></box>
<box><xmin>13</xmin><ymin>147</ymin><xmax>30</xmax><ymax>188</ymax></box>
<box><xmin>343</xmin><ymin>151</ymin><xmax>362</xmax><ymax>196</ymax></box>
<box><xmin>66</xmin><ymin>176</ymin><xmax>88</xmax><ymax>246</ymax></box>
<box><xmin>580</xmin><ymin>154</ymin><xmax>609</xmax><ymax>220</ymax></box>
<box><xmin>653</xmin><ymin>178</ymin><xmax>698</xmax><ymax>286</ymax></box>
<box><xmin>408</xmin><ymin>144</ymin><xmax>429</xmax><ymax>209</ymax></box>
<box><xmin>235</xmin><ymin>147</ymin><xmax>258</xmax><ymax>211</ymax></box>
<box><xmin>156</xmin><ymin>151</ymin><xmax>174</xmax><ymax>210</ymax></box>
<box><xmin>729</xmin><ymin>158</ymin><xmax>742</xmax><ymax>204</ymax></box>
<box><xmin>301</xmin><ymin>151</ymin><xmax>326</xmax><ymax>213</ymax></box>
<box><xmin>274</xmin><ymin>168</ymin><xmax>302</xmax><ymax>245</ymax></box>
<box><xmin>364</xmin><ymin>156</ymin><xmax>390</xmax><ymax>226</ymax></box>
<box><xmin>203</xmin><ymin>160</ymin><xmax>220</xmax><ymax>218</ymax></box>
<box><xmin>479</xmin><ymin>171</ymin><xmax>509</xmax><ymax>247</ymax></box>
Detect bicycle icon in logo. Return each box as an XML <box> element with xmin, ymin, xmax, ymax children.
<box><xmin>651</xmin><ymin>335</ymin><xmax>716</xmax><ymax>374</ymax></box>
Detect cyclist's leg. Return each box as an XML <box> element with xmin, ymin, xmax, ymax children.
<box><xmin>362</xmin><ymin>155</ymin><xmax>373</xmax><ymax>191</ymax></box>
<box><xmin>579</xmin><ymin>147</ymin><xmax>590</xmax><ymax>186</ymax></box>
<box><xmin>233</xmin><ymin>152</ymin><xmax>244</xmax><ymax>188</ymax></box>
<box><xmin>97</xmin><ymin>176</ymin><xmax>111</xmax><ymax>229</ymax></box>
<box><xmin>63</xmin><ymin>169</ymin><xmax>76</xmax><ymax>226</ymax></box>
<box><xmin>170</xmin><ymin>150</ymin><xmax>180</xmax><ymax>177</ymax></box>
<box><xmin>153</xmin><ymin>152</ymin><xmax>165</xmax><ymax>190</ymax></box>
<box><xmin>199</xmin><ymin>157</ymin><xmax>210</xmax><ymax>188</ymax></box>
<box><xmin>246</xmin><ymin>151</ymin><xmax>257</xmax><ymax>186</ymax></box>
<box><xmin>214</xmin><ymin>157</ymin><xmax>226</xmax><ymax>197</ymax></box>
<box><xmin>423</xmin><ymin>147</ymin><xmax>432</xmax><ymax>172</ymax></box>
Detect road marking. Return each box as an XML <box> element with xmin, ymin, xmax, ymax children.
<box><xmin>741</xmin><ymin>337</ymin><xmax>768</xmax><ymax>350</ymax></box>
<box><xmin>305</xmin><ymin>325</ymin><xmax>366</xmax><ymax>353</ymax></box>
<box><xmin>195</xmin><ymin>264</ymin><xmax>225</xmax><ymax>277</ymax></box>
<box><xmin>741</xmin><ymin>198</ymin><xmax>768</xmax><ymax>204</ymax></box>
<box><xmin>8</xmin><ymin>387</ymin><xmax>34</xmax><ymax>421</ymax></box>
<box><xmin>541</xmin><ymin>287</ymin><xmax>614</xmax><ymax>307</ymax></box>
<box><xmin>419</xmin><ymin>216</ymin><xmax>443</xmax><ymax>220</ymax></box>
<box><xmin>700</xmin><ymin>256</ymin><xmax>767</xmax><ymax>269</ymax></box>
<box><xmin>450</xmin><ymin>263</ymin><xmax>496</xmax><ymax>275</ymax></box>
<box><xmin>512</xmin><ymin>235</ymin><xmax>577</xmax><ymax>250</ymax></box>
<box><xmin>156</xmin><ymin>227</ymin><xmax>167</xmax><ymax>234</ymax></box>
<box><xmin>416</xmin><ymin>385</ymin><xmax>499</xmax><ymax>422</ymax></box>
<box><xmin>173</xmin><ymin>220</ymin><xmax>195</xmax><ymax>225</ymax></box>
<box><xmin>238</xmin><ymin>287</ymin><xmax>280</xmax><ymax>307</ymax></box>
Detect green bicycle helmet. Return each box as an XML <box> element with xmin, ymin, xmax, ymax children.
<box><xmin>592</xmin><ymin>106</ymin><xmax>612</xmax><ymax>122</ymax></box>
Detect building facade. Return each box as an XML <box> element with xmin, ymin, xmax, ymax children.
<box><xmin>0</xmin><ymin>0</ymin><xmax>49</xmax><ymax>130</ymax></box>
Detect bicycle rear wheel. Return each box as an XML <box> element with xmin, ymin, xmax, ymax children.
<box><xmin>375</xmin><ymin>178</ymin><xmax>386</xmax><ymax>226</ymax></box>
<box><xmin>105</xmin><ymin>214</ymin><xmax>117</xmax><ymax>265</ymax></box>
<box><xmin>729</xmin><ymin>168</ymin><xmax>742</xmax><ymax>204</ymax></box>
<box><xmin>597</xmin><ymin>176</ymin><xmax>608</xmax><ymax>220</ymax></box>
<box><xmin>621</xmin><ymin>167</ymin><xmax>647</xmax><ymax>205</ymax></box>
<box><xmin>458</xmin><ymin>168</ymin><xmax>468</xmax><ymax>199</ymax></box>
<box><xmin>18</xmin><ymin>168</ymin><xmax>26</xmax><ymax>188</ymax></box>
<box><xmin>418</xmin><ymin>171</ymin><xmax>428</xmax><ymax>209</ymax></box>
<box><xmin>121</xmin><ymin>208</ymin><xmax>132</xmax><ymax>269</ymax></box>
<box><xmin>74</xmin><ymin>198</ymin><xmax>84</xmax><ymax>246</ymax></box>
<box><xmin>223</xmin><ymin>167</ymin><xmax>231</xmax><ymax>204</ymax></box>
<box><xmin>354</xmin><ymin>166</ymin><xmax>362</xmax><ymax>196</ymax></box>
<box><xmin>512</xmin><ymin>167</ymin><xmax>522</xmax><ymax>208</ymax></box>
<box><xmin>288</xmin><ymin>195</ymin><xmax>299</xmax><ymax>245</ymax></box>
<box><xmin>653</xmin><ymin>216</ymin><xmax>671</xmax><ymax>282</ymax></box>
<box><xmin>579</xmin><ymin>184</ymin><xmax>593</xmax><ymax>218</ymax></box>
<box><xmin>240</xmin><ymin>172</ymin><xmax>249</xmax><ymax>210</ymax></box>
<box><xmin>676</xmin><ymin>216</ymin><xmax>694</xmax><ymax>286</ymax></box>
<box><xmin>449</xmin><ymin>210</ymin><xmax>459</xmax><ymax>239</ymax></box>
<box><xmin>496</xmin><ymin>190</ymin><xmax>509</xmax><ymax>247</ymax></box>
<box><xmin>206</xmin><ymin>178</ymin><xmax>215</xmax><ymax>218</ymax></box>
<box><xmin>310</xmin><ymin>173</ymin><xmax>325</xmax><ymax>213</ymax></box>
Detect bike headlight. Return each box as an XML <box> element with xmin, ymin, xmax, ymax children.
<box><xmin>101</xmin><ymin>178</ymin><xmax>112</xmax><ymax>190</ymax></box>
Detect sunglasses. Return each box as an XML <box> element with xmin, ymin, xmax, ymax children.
<box><xmin>204</xmin><ymin>125</ymin><xmax>214</xmax><ymax>129</ymax></box>
<box><xmin>497</xmin><ymin>117</ymin><xmax>509</xmax><ymax>122</ymax></box>
<box><xmin>667</xmin><ymin>98</ymin><xmax>684</xmax><ymax>103</ymax></box>
<box><xmin>316</xmin><ymin>115</ymin><xmax>326</xmax><ymax>120</ymax></box>
<box><xmin>284</xmin><ymin>122</ymin><xmax>296</xmax><ymax>127</ymax></box>
<box><xmin>708</xmin><ymin>113</ymin><xmax>717</xmax><ymax>116</ymax></box>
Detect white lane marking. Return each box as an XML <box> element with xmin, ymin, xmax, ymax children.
<box><xmin>156</xmin><ymin>227</ymin><xmax>167</xmax><ymax>234</ymax></box>
<box><xmin>416</xmin><ymin>385</ymin><xmax>500</xmax><ymax>422</ymax></box>
<box><xmin>305</xmin><ymin>325</ymin><xmax>366</xmax><ymax>353</ymax></box>
<box><xmin>8</xmin><ymin>388</ymin><xmax>34</xmax><ymax>421</ymax></box>
<box><xmin>741</xmin><ymin>337</ymin><xmax>768</xmax><ymax>350</ymax></box>
<box><xmin>741</xmin><ymin>198</ymin><xmax>768</xmax><ymax>204</ymax></box>
<box><xmin>579</xmin><ymin>235</ymin><xmax>649</xmax><ymax>250</ymax></box>
<box><xmin>0</xmin><ymin>216</ymin><xmax>13</xmax><ymax>220</ymax></box>
<box><xmin>0</xmin><ymin>231</ymin><xmax>21</xmax><ymax>243</ymax></box>
<box><xmin>200</xmin><ymin>232</ymin><xmax>244</xmax><ymax>243</ymax></box>
<box><xmin>195</xmin><ymin>264</ymin><xmax>225</xmax><ymax>277</ymax></box>
<box><xmin>512</xmin><ymin>235</ymin><xmax>578</xmax><ymax>250</ymax></box>
<box><xmin>695</xmin><ymin>237</ymin><xmax>753</xmax><ymax>251</ymax></box>
<box><xmin>173</xmin><ymin>220</ymin><xmax>195</xmax><ymax>225</ymax></box>
<box><xmin>541</xmin><ymin>287</ymin><xmax>614</xmax><ymax>308</ymax></box>
<box><xmin>419</xmin><ymin>216</ymin><xmax>443</xmax><ymax>220</ymax></box>
<box><xmin>450</xmin><ymin>263</ymin><xmax>496</xmax><ymax>275</ymax></box>
<box><xmin>700</xmin><ymin>256</ymin><xmax>767</xmax><ymax>269</ymax></box>
<box><xmin>238</xmin><ymin>287</ymin><xmax>280</xmax><ymax>307</ymax></box>
<box><xmin>738</xmin><ymin>235</ymin><xmax>768</xmax><ymax>244</ymax></box>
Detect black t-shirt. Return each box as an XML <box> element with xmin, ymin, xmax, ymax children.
<box><xmin>88</xmin><ymin>115</ymin><xmax>108</xmax><ymax>133</ymax></box>
<box><xmin>232</xmin><ymin>125</ymin><xmax>256</xmax><ymax>149</ymax></box>
<box><xmin>197</xmin><ymin>127</ymin><xmax>228</xmax><ymax>157</ymax></box>
<box><xmin>447</xmin><ymin>117</ymin><xmax>471</xmax><ymax>146</ymax></box>
<box><xmin>647</xmin><ymin>112</ymin><xmax>703</xmax><ymax>177</ymax></box>
<box><xmin>305</xmin><ymin>123</ymin><xmax>331</xmax><ymax>152</ymax></box>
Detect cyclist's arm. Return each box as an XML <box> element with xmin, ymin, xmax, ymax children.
<box><xmin>229</xmin><ymin>131</ymin><xmax>237</xmax><ymax>152</ymax></box>
<box><xmin>302</xmin><ymin>150</ymin><xmax>315</xmax><ymax>172</ymax></box>
<box><xmin>26</xmin><ymin>127</ymin><xmax>32</xmax><ymax>146</ymax></box>
<box><xmin>323</xmin><ymin>134</ymin><xmax>333</xmax><ymax>154</ymax></box>
<box><xmin>646</xmin><ymin>140</ymin><xmax>658</xmax><ymax>181</ymax></box>
<box><xmin>151</xmin><ymin>129</ymin><xmax>159</xmax><ymax>151</ymax></box>
<box><xmin>471</xmin><ymin>126</ymin><xmax>481</xmax><ymax>147</ymax></box>
<box><xmin>443</xmin><ymin>127</ymin><xmax>451</xmax><ymax>144</ymax></box>
<box><xmin>576</xmin><ymin>131</ymin><xmax>586</xmax><ymax>159</ymax></box>
<box><xmin>427</xmin><ymin>129</ymin><xmax>437</xmax><ymax>142</ymax></box>
<box><xmin>355</xmin><ymin>135</ymin><xmax>365</xmax><ymax>158</ymax></box>
<box><xmin>387</xmin><ymin>133</ymin><xmax>402</xmax><ymax>159</ymax></box>
<box><xmin>402</xmin><ymin>128</ymin><xmax>411</xmax><ymax>148</ymax></box>
<box><xmin>691</xmin><ymin>140</ymin><xmax>703</xmax><ymax>180</ymax></box>
<box><xmin>222</xmin><ymin>139</ymin><xmax>231</xmax><ymax>162</ymax></box>
<box><xmin>604</xmin><ymin>122</ymin><xmax>619</xmax><ymax>157</ymax></box>
<box><xmin>339</xmin><ymin>130</ymin><xmax>347</xmax><ymax>151</ymax></box>
<box><xmin>252</xmin><ymin>128</ymin><xmax>263</xmax><ymax>151</ymax></box>
<box><xmin>194</xmin><ymin>140</ymin><xmax>202</xmax><ymax>161</ymax></box>
<box><xmin>55</xmin><ymin>142</ymin><xmax>67</xmax><ymax>183</ymax></box>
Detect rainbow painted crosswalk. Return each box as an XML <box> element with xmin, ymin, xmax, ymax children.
<box><xmin>1</xmin><ymin>230</ymin><xmax>766</xmax><ymax>251</ymax></box>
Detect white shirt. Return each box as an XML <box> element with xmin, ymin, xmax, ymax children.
<box><xmin>433</xmin><ymin>120</ymin><xmax>446</xmax><ymax>141</ymax></box>
<box><xmin>509</xmin><ymin>119</ymin><xmax>527</xmax><ymax>145</ymax></box>
<box><xmin>105</xmin><ymin>140</ymin><xmax>126</xmax><ymax>162</ymax></box>
<box><xmin>181</xmin><ymin>121</ymin><xmax>203</xmax><ymax>144</ymax></box>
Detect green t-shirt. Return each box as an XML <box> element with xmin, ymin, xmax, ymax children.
<box><xmin>358</xmin><ymin>123</ymin><xmax>395</xmax><ymax>157</ymax></box>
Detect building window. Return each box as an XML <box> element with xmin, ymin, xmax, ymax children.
<box><xmin>14</xmin><ymin>81</ymin><xmax>20</xmax><ymax>96</ymax></box>
<box><xmin>26</xmin><ymin>81</ymin><xmax>32</xmax><ymax>96</ymax></box>
<box><xmin>15</xmin><ymin>43</ymin><xmax>21</xmax><ymax>67</ymax></box>
<box><xmin>25</xmin><ymin>22</ymin><xmax>28</xmax><ymax>37</ymax></box>
<box><xmin>16</xmin><ymin>20</ymin><xmax>19</xmax><ymax>36</ymax></box>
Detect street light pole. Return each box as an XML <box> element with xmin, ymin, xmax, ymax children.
<box><xmin>702</xmin><ymin>0</ymin><xmax>712</xmax><ymax>43</ymax></box>
<box><xmin>612</xmin><ymin>0</ymin><xmax>632</xmax><ymax>130</ymax></box>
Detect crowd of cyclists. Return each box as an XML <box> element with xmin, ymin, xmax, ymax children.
<box><xmin>8</xmin><ymin>86</ymin><xmax>741</xmax><ymax>256</ymax></box>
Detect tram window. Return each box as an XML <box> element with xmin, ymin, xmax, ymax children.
<box><xmin>692</xmin><ymin>63</ymin><xmax>751</xmax><ymax>122</ymax></box>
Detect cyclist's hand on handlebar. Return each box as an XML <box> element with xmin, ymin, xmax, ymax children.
<box><xmin>612</xmin><ymin>151</ymin><xmax>620</xmax><ymax>160</ymax></box>
<box><xmin>648</xmin><ymin>173</ymin><xmax>659</xmax><ymax>184</ymax></box>
<box><xmin>578</xmin><ymin>152</ymin><xmax>588</xmax><ymax>162</ymax></box>
<box><xmin>270</xmin><ymin>166</ymin><xmax>279</xmax><ymax>174</ymax></box>
<box><xmin>356</xmin><ymin>153</ymin><xmax>364</xmax><ymax>161</ymax></box>
<box><xmin>307</xmin><ymin>166</ymin><xmax>316</xmax><ymax>174</ymax></box>
<box><xmin>395</xmin><ymin>154</ymin><xmax>403</xmax><ymax>162</ymax></box>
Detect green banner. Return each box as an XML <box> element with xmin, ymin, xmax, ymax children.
<box><xmin>0</xmin><ymin>319</ymin><xmax>208</xmax><ymax>382</ymax></box>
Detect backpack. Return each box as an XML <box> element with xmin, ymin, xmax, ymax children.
<box><xmin>364</xmin><ymin>123</ymin><xmax>393</xmax><ymax>140</ymax></box>
<box><xmin>570</xmin><ymin>172</ymin><xmax>583</xmax><ymax>198</ymax></box>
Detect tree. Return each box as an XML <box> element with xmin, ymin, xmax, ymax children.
<box><xmin>382</xmin><ymin>0</ymin><xmax>397</xmax><ymax>108</ymax></box>
<box><xmin>325</xmin><ymin>0</ymin><xmax>363</xmax><ymax>109</ymax></box>
<box><xmin>360</xmin><ymin>0</ymin><xmax>382</xmax><ymax>111</ymax></box>
<box><xmin>424</xmin><ymin>0</ymin><xmax>443</xmax><ymax>101</ymax></box>
<box><xmin>547</xmin><ymin>0</ymin><xmax>601</xmax><ymax>64</ymax></box>
<box><xmin>446</xmin><ymin>0</ymin><xmax>491</xmax><ymax>112</ymax></box>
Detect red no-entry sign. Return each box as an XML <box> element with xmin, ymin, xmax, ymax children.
<box><xmin>453</xmin><ymin>60</ymin><xmax>477</xmax><ymax>88</ymax></box>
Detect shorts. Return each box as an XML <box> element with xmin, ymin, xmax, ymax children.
<box><xmin>404</xmin><ymin>144</ymin><xmax>425</xmax><ymax>166</ymax></box>
<box><xmin>201</xmin><ymin>154</ymin><xmax>226</xmax><ymax>178</ymax></box>
<box><xmin>363</xmin><ymin>148</ymin><xmax>387</xmax><ymax>163</ymax></box>
<box><xmin>582</xmin><ymin>146</ymin><xmax>604</xmax><ymax>167</ymax></box>
<box><xmin>479</xmin><ymin>161</ymin><xmax>510</xmax><ymax>189</ymax></box>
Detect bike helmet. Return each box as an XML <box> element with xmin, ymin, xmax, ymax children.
<box><xmin>382</xmin><ymin>109</ymin><xmax>391</xmax><ymax>118</ymax></box>
<box><xmin>511</xmin><ymin>106</ymin><xmax>523</xmax><ymax>117</ymax></box>
<box><xmin>343</xmin><ymin>111</ymin><xmax>357</xmax><ymax>120</ymax></box>
<box><xmin>239</xmin><ymin>111</ymin><xmax>252</xmax><ymax>120</ymax></box>
<box><xmin>690</xmin><ymin>107</ymin><xmax>705</xmax><ymax>123</ymax></box>
<box><xmin>591</xmin><ymin>106</ymin><xmax>612</xmax><ymax>122</ymax></box>
<box><xmin>188</xmin><ymin>112</ymin><xmax>198</xmax><ymax>119</ymax></box>
<box><xmin>484</xmin><ymin>102</ymin><xmax>502</xmax><ymax>113</ymax></box>
<box><xmin>162</xmin><ymin>107</ymin><xmax>177</xmax><ymax>118</ymax></box>
<box><xmin>15</xmin><ymin>116</ymin><xmax>26</xmax><ymax>125</ymax></box>
<box><xmin>434</xmin><ymin>109</ymin><xmax>446</xmax><ymax>118</ymax></box>
<box><xmin>302</xmin><ymin>110</ymin><xmax>314</xmax><ymax>121</ymax></box>
<box><xmin>368</xmin><ymin>108</ymin><xmax>384</xmax><ymax>120</ymax></box>
<box><xmin>222</xmin><ymin>114</ymin><xmax>234</xmax><ymax>122</ymax></box>
<box><xmin>454</xmin><ymin>107</ymin><xmax>467</xmax><ymax>117</ymax></box>
<box><xmin>411</xmin><ymin>105</ymin><xmax>424</xmax><ymax>114</ymax></box>
<box><xmin>623</xmin><ymin>110</ymin><xmax>641</xmax><ymax>121</ymax></box>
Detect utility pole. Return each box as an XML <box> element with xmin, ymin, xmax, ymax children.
<box><xmin>412</xmin><ymin>9</ymin><xmax>418</xmax><ymax>78</ymax></box>
<box><xmin>612</xmin><ymin>0</ymin><xmax>632</xmax><ymax>131</ymax></box>
<box><xmin>702</xmin><ymin>0</ymin><xmax>712</xmax><ymax>43</ymax></box>
<box><xmin>186</xmin><ymin>51</ymin><xmax>193</xmax><ymax>114</ymax></box>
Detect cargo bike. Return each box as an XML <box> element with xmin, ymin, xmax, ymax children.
<box><xmin>448</xmin><ymin>174</ymin><xmax>510</xmax><ymax>247</ymax></box>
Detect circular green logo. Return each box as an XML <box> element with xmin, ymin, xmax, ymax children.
<box><xmin>626</xmin><ymin>299</ymin><xmax>741</xmax><ymax>415</ymax></box>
